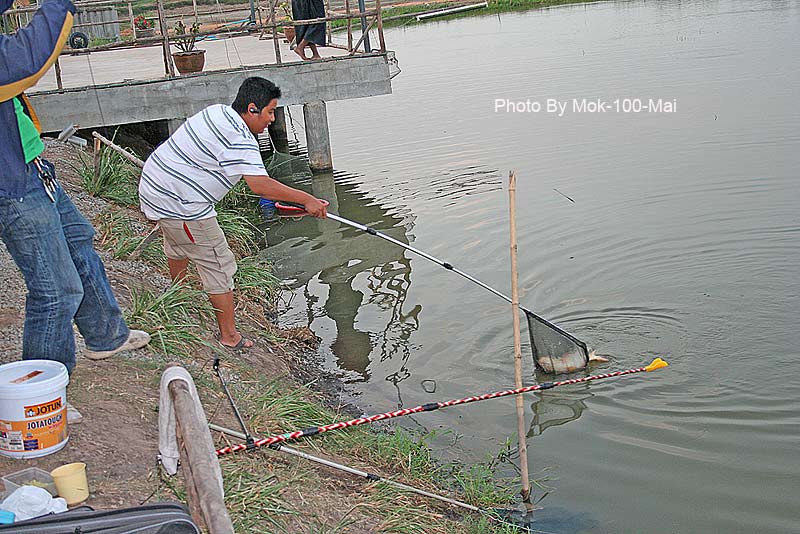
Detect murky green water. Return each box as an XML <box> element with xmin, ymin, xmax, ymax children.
<box><xmin>264</xmin><ymin>2</ymin><xmax>799</xmax><ymax>532</ymax></box>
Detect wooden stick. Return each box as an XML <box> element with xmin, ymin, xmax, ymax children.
<box><xmin>126</xmin><ymin>225</ymin><xmax>161</xmax><ymax>261</ymax></box>
<box><xmin>345</xmin><ymin>0</ymin><xmax>352</xmax><ymax>51</ymax></box>
<box><xmin>348</xmin><ymin>17</ymin><xmax>377</xmax><ymax>55</ymax></box>
<box><xmin>93</xmin><ymin>136</ymin><xmax>102</xmax><ymax>181</ymax></box>
<box><xmin>156</xmin><ymin>0</ymin><xmax>175</xmax><ymax>77</ymax></box>
<box><xmin>54</xmin><ymin>57</ymin><xmax>63</xmax><ymax>90</ymax></box>
<box><xmin>169</xmin><ymin>379</ymin><xmax>235</xmax><ymax>534</ymax></box>
<box><xmin>375</xmin><ymin>0</ymin><xmax>385</xmax><ymax>52</ymax></box>
<box><xmin>128</xmin><ymin>2</ymin><xmax>136</xmax><ymax>41</ymax></box>
<box><xmin>508</xmin><ymin>171</ymin><xmax>533</xmax><ymax>511</ymax></box>
<box><xmin>92</xmin><ymin>131</ymin><xmax>145</xmax><ymax>168</ymax></box>
<box><xmin>269</xmin><ymin>0</ymin><xmax>281</xmax><ymax>64</ymax></box>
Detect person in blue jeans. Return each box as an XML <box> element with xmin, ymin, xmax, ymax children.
<box><xmin>0</xmin><ymin>0</ymin><xmax>150</xmax><ymax>422</ymax></box>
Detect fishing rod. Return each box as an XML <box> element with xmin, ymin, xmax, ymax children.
<box><xmin>216</xmin><ymin>358</ymin><xmax>668</xmax><ymax>457</ymax></box>
<box><xmin>210</xmin><ymin>423</ymin><xmax>550</xmax><ymax>533</ymax></box>
<box><xmin>275</xmin><ymin>202</ymin><xmax>588</xmax><ymax>353</ymax></box>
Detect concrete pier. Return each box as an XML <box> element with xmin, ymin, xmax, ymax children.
<box><xmin>303</xmin><ymin>101</ymin><xmax>333</xmax><ymax>172</ymax></box>
<box><xmin>28</xmin><ymin>33</ymin><xmax>396</xmax><ymax>170</ymax></box>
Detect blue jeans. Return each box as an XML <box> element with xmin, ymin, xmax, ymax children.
<box><xmin>0</xmin><ymin>159</ymin><xmax>129</xmax><ymax>373</ymax></box>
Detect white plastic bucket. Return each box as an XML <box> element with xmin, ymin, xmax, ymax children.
<box><xmin>0</xmin><ymin>360</ymin><xmax>69</xmax><ymax>459</ymax></box>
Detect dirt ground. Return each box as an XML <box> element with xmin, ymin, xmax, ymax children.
<box><xmin>0</xmin><ymin>141</ymin><xmax>362</xmax><ymax>520</ymax></box>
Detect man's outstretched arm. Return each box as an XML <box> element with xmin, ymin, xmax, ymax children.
<box><xmin>0</xmin><ymin>0</ymin><xmax>76</xmax><ymax>102</ymax></box>
<box><xmin>243</xmin><ymin>175</ymin><xmax>328</xmax><ymax>218</ymax></box>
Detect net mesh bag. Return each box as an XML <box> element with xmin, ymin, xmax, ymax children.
<box><xmin>265</xmin><ymin>150</ymin><xmax>311</xmax><ymax>180</ymax></box>
<box><xmin>527</xmin><ymin>314</ymin><xmax>589</xmax><ymax>374</ymax></box>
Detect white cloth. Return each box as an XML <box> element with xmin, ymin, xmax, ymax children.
<box><xmin>158</xmin><ymin>366</ymin><xmax>224</xmax><ymax>497</ymax></box>
<box><xmin>139</xmin><ymin>104</ymin><xmax>267</xmax><ymax>221</ymax></box>
<box><xmin>1</xmin><ymin>486</ymin><xmax>67</xmax><ymax>521</ymax></box>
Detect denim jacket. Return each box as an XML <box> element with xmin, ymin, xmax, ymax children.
<box><xmin>0</xmin><ymin>0</ymin><xmax>76</xmax><ymax>198</ymax></box>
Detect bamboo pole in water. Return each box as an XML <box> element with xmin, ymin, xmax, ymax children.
<box><xmin>508</xmin><ymin>171</ymin><xmax>533</xmax><ymax>512</ymax></box>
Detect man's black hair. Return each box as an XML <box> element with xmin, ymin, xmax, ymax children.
<box><xmin>231</xmin><ymin>77</ymin><xmax>282</xmax><ymax>113</ymax></box>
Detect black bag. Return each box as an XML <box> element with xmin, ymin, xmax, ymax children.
<box><xmin>0</xmin><ymin>502</ymin><xmax>200</xmax><ymax>533</ymax></box>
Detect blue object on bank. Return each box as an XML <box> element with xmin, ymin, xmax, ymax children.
<box><xmin>259</xmin><ymin>198</ymin><xmax>276</xmax><ymax>220</ymax></box>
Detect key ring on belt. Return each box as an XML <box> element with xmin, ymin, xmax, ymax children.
<box><xmin>33</xmin><ymin>157</ymin><xmax>58</xmax><ymax>203</ymax></box>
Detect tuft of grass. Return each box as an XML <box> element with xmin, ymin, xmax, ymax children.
<box><xmin>222</xmin><ymin>457</ymin><xmax>298</xmax><ymax>533</ymax></box>
<box><xmin>79</xmin><ymin>142</ymin><xmax>140</xmax><ymax>207</ymax></box>
<box><xmin>235</xmin><ymin>255</ymin><xmax>283</xmax><ymax>304</ymax></box>
<box><xmin>96</xmin><ymin>208</ymin><xmax>166</xmax><ymax>268</ymax></box>
<box><xmin>216</xmin><ymin>209</ymin><xmax>259</xmax><ymax>255</ymax></box>
<box><xmin>124</xmin><ymin>282</ymin><xmax>215</xmax><ymax>358</ymax></box>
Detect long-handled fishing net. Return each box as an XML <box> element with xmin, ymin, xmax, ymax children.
<box><xmin>275</xmin><ymin>203</ymin><xmax>591</xmax><ymax>374</ymax></box>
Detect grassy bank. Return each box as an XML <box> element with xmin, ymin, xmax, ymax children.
<box><xmin>332</xmin><ymin>0</ymin><xmax>600</xmax><ymax>31</ymax></box>
<box><xmin>78</xmin><ymin>142</ymin><xmax>529</xmax><ymax>532</ymax></box>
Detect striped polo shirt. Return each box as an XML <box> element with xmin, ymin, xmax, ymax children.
<box><xmin>139</xmin><ymin>104</ymin><xmax>267</xmax><ymax>220</ymax></box>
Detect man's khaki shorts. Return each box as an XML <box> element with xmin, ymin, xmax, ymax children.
<box><xmin>158</xmin><ymin>217</ymin><xmax>237</xmax><ymax>294</ymax></box>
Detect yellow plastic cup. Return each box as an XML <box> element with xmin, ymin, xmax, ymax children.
<box><xmin>50</xmin><ymin>462</ymin><xmax>89</xmax><ymax>505</ymax></box>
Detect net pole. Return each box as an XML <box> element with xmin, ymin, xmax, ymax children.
<box><xmin>508</xmin><ymin>171</ymin><xmax>533</xmax><ymax>511</ymax></box>
<box><xmin>324</xmin><ymin>211</ymin><xmax>588</xmax><ymax>350</ymax></box>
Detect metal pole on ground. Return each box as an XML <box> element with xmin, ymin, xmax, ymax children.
<box><xmin>508</xmin><ymin>171</ymin><xmax>533</xmax><ymax>513</ymax></box>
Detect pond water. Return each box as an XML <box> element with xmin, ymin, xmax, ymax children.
<box><xmin>263</xmin><ymin>1</ymin><xmax>799</xmax><ymax>532</ymax></box>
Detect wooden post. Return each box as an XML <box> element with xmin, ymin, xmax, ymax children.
<box><xmin>169</xmin><ymin>379</ymin><xmax>235</xmax><ymax>534</ymax></box>
<box><xmin>192</xmin><ymin>0</ymin><xmax>198</xmax><ymax>23</ymax></box>
<box><xmin>156</xmin><ymin>0</ymin><xmax>175</xmax><ymax>77</ymax></box>
<box><xmin>325</xmin><ymin>0</ymin><xmax>331</xmax><ymax>45</ymax></box>
<box><xmin>128</xmin><ymin>2</ymin><xmax>136</xmax><ymax>40</ymax></box>
<box><xmin>93</xmin><ymin>136</ymin><xmax>102</xmax><ymax>180</ymax></box>
<box><xmin>270</xmin><ymin>0</ymin><xmax>281</xmax><ymax>64</ymax></box>
<box><xmin>508</xmin><ymin>171</ymin><xmax>533</xmax><ymax>514</ymax></box>
<box><xmin>375</xmin><ymin>0</ymin><xmax>385</xmax><ymax>52</ymax></box>
<box><xmin>54</xmin><ymin>57</ymin><xmax>63</xmax><ymax>90</ymax></box>
<box><xmin>345</xmin><ymin>0</ymin><xmax>352</xmax><ymax>52</ymax></box>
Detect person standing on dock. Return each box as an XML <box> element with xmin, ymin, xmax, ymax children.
<box><xmin>139</xmin><ymin>77</ymin><xmax>327</xmax><ymax>349</ymax></box>
<box><xmin>292</xmin><ymin>0</ymin><xmax>326</xmax><ymax>60</ymax></box>
<box><xmin>0</xmin><ymin>0</ymin><xmax>151</xmax><ymax>394</ymax></box>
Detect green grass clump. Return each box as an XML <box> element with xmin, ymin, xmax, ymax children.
<box><xmin>96</xmin><ymin>208</ymin><xmax>166</xmax><ymax>267</ymax></box>
<box><xmin>79</xmin><ymin>144</ymin><xmax>140</xmax><ymax>207</ymax></box>
<box><xmin>124</xmin><ymin>282</ymin><xmax>215</xmax><ymax>358</ymax></box>
<box><xmin>235</xmin><ymin>255</ymin><xmax>283</xmax><ymax>303</ymax></box>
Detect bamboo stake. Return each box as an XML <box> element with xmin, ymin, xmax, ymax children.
<box><xmin>508</xmin><ymin>171</ymin><xmax>533</xmax><ymax>512</ymax></box>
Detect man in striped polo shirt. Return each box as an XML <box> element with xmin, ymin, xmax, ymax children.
<box><xmin>139</xmin><ymin>77</ymin><xmax>327</xmax><ymax>349</ymax></box>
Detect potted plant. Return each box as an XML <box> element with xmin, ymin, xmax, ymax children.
<box><xmin>171</xmin><ymin>20</ymin><xmax>205</xmax><ymax>75</ymax></box>
<box><xmin>134</xmin><ymin>15</ymin><xmax>155</xmax><ymax>38</ymax></box>
<box><xmin>278</xmin><ymin>1</ymin><xmax>295</xmax><ymax>43</ymax></box>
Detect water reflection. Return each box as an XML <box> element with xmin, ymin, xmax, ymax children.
<box><xmin>263</xmin><ymin>171</ymin><xmax>423</xmax><ymax>385</ymax></box>
<box><xmin>527</xmin><ymin>384</ymin><xmax>591</xmax><ymax>438</ymax></box>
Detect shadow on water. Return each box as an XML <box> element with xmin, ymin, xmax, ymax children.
<box><xmin>262</xmin><ymin>170</ymin><xmax>424</xmax><ymax>385</ymax></box>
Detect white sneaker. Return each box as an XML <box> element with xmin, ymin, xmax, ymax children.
<box><xmin>66</xmin><ymin>403</ymin><xmax>83</xmax><ymax>424</ymax></box>
<box><xmin>84</xmin><ymin>330</ymin><xmax>151</xmax><ymax>361</ymax></box>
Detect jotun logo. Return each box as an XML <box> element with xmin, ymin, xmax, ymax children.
<box><xmin>24</xmin><ymin>399</ymin><xmax>62</xmax><ymax>418</ymax></box>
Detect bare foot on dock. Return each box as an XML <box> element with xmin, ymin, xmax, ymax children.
<box><xmin>293</xmin><ymin>47</ymin><xmax>307</xmax><ymax>60</ymax></box>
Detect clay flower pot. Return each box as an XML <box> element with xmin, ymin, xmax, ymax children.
<box><xmin>283</xmin><ymin>25</ymin><xmax>295</xmax><ymax>43</ymax></box>
<box><xmin>171</xmin><ymin>49</ymin><xmax>206</xmax><ymax>75</ymax></box>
